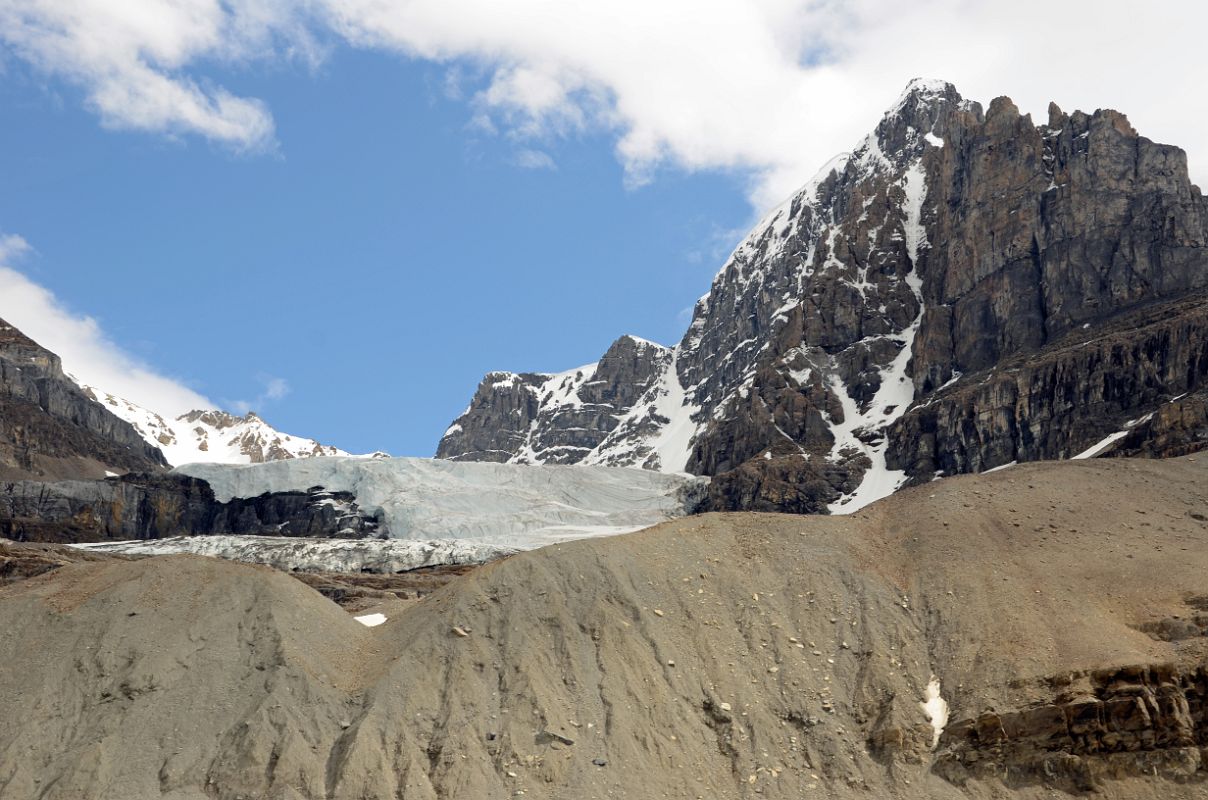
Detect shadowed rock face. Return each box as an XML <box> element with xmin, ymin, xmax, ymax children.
<box><xmin>0</xmin><ymin>319</ymin><xmax>168</xmax><ymax>479</ymax></box>
<box><xmin>911</xmin><ymin>100</ymin><xmax>1208</xmax><ymax>390</ymax></box>
<box><xmin>439</xmin><ymin>81</ymin><xmax>1208</xmax><ymax>513</ymax></box>
<box><xmin>0</xmin><ymin>473</ymin><xmax>381</xmax><ymax>543</ymax></box>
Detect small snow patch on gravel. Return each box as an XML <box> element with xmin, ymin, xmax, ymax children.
<box><xmin>920</xmin><ymin>675</ymin><xmax>949</xmax><ymax>749</ymax></box>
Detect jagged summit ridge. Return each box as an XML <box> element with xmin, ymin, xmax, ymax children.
<box><xmin>77</xmin><ymin>383</ymin><xmax>364</xmax><ymax>467</ymax></box>
<box><xmin>437</xmin><ymin>334</ymin><xmax>683</xmax><ymax>468</ymax></box>
<box><xmin>439</xmin><ymin>79</ymin><xmax>1208</xmax><ymax>513</ymax></box>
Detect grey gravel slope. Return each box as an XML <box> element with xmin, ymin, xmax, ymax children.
<box><xmin>2</xmin><ymin>456</ymin><xmax>1208</xmax><ymax>799</ymax></box>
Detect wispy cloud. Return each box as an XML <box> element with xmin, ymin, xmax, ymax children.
<box><xmin>3</xmin><ymin>1</ymin><xmax>1207</xmax><ymax>207</ymax></box>
<box><xmin>227</xmin><ymin>375</ymin><xmax>291</xmax><ymax>416</ymax></box>
<box><xmin>0</xmin><ymin>234</ymin><xmax>32</xmax><ymax>263</ymax></box>
<box><xmin>685</xmin><ymin>222</ymin><xmax>753</xmax><ymax>267</ymax></box>
<box><xmin>512</xmin><ymin>148</ymin><xmax>556</xmax><ymax>170</ymax></box>
<box><xmin>0</xmin><ymin>236</ymin><xmax>215</xmax><ymax>417</ymax></box>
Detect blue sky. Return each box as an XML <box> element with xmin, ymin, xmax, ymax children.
<box><xmin>0</xmin><ymin>49</ymin><xmax>750</xmax><ymax>455</ymax></box>
<box><xmin>1</xmin><ymin>0</ymin><xmax>1201</xmax><ymax>456</ymax></box>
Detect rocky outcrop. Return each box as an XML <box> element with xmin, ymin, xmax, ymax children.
<box><xmin>1107</xmin><ymin>389</ymin><xmax>1208</xmax><ymax>459</ymax></box>
<box><xmin>937</xmin><ymin>664</ymin><xmax>1208</xmax><ymax>792</ymax></box>
<box><xmin>437</xmin><ymin>335</ymin><xmax>672</xmax><ymax>465</ymax></box>
<box><xmin>439</xmin><ymin>80</ymin><xmax>1208</xmax><ymax>513</ymax></box>
<box><xmin>0</xmin><ymin>473</ymin><xmax>382</xmax><ymax>543</ymax></box>
<box><xmin>886</xmin><ymin>292</ymin><xmax>1208</xmax><ymax>479</ymax></box>
<box><xmin>0</xmin><ymin>319</ymin><xmax>168</xmax><ymax>480</ymax></box>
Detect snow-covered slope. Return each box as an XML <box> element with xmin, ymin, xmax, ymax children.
<box><xmin>176</xmin><ymin>457</ymin><xmax>707</xmax><ymax>550</ymax></box>
<box><xmin>77</xmin><ymin>381</ymin><xmax>380</xmax><ymax>467</ymax></box>
<box><xmin>73</xmin><ymin>535</ymin><xmax>517</xmax><ymax>574</ymax></box>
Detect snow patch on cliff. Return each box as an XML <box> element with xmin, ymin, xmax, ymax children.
<box><xmin>826</xmin><ymin>163</ymin><xmax>928</xmax><ymax>514</ymax></box>
<box><xmin>920</xmin><ymin>676</ymin><xmax>949</xmax><ymax>749</ymax></box>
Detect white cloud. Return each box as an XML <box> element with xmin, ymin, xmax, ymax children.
<box><xmin>3</xmin><ymin>0</ymin><xmax>1207</xmax><ymax>207</ymax></box>
<box><xmin>263</xmin><ymin>376</ymin><xmax>290</xmax><ymax>401</ymax></box>
<box><xmin>0</xmin><ymin>242</ymin><xmax>214</xmax><ymax>417</ymax></box>
<box><xmin>0</xmin><ymin>0</ymin><xmax>285</xmax><ymax>151</ymax></box>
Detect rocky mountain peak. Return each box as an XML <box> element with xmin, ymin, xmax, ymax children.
<box><xmin>181</xmin><ymin>409</ymin><xmax>241</xmax><ymax>429</ymax></box>
<box><xmin>81</xmin><ymin>392</ymin><xmax>355</xmax><ymax>466</ymax></box>
<box><xmin>873</xmin><ymin>78</ymin><xmax>968</xmax><ymax>161</ymax></box>
<box><xmin>440</xmin><ymin>79</ymin><xmax>1208</xmax><ymax>513</ymax></box>
<box><xmin>436</xmin><ymin>332</ymin><xmax>677</xmax><ymax>467</ymax></box>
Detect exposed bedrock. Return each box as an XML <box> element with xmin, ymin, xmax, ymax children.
<box><xmin>0</xmin><ymin>473</ymin><xmax>381</xmax><ymax>543</ymax></box>
<box><xmin>936</xmin><ymin>664</ymin><xmax>1208</xmax><ymax>793</ymax></box>
<box><xmin>887</xmin><ymin>293</ymin><xmax>1208</xmax><ymax>480</ymax></box>
<box><xmin>0</xmin><ymin>318</ymin><xmax>167</xmax><ymax>479</ymax></box>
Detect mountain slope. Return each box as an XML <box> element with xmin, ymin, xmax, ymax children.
<box><xmin>438</xmin><ymin>79</ymin><xmax>1208</xmax><ymax>512</ymax></box>
<box><xmin>0</xmin><ymin>318</ymin><xmax>167</xmax><ymax>479</ymax></box>
<box><xmin>3</xmin><ymin>455</ymin><xmax>1208</xmax><ymax>799</ymax></box>
<box><xmin>77</xmin><ymin>382</ymin><xmax>366</xmax><ymax>466</ymax></box>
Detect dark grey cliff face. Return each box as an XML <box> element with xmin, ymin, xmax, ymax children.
<box><xmin>439</xmin><ymin>80</ymin><xmax>1208</xmax><ymax>513</ymax></box>
<box><xmin>0</xmin><ymin>319</ymin><xmax>168</xmax><ymax>480</ymax></box>
<box><xmin>886</xmin><ymin>293</ymin><xmax>1208</xmax><ymax>480</ymax></box>
<box><xmin>911</xmin><ymin>98</ymin><xmax>1208</xmax><ymax>391</ymax></box>
<box><xmin>437</xmin><ymin>335</ymin><xmax>671</xmax><ymax>465</ymax></box>
<box><xmin>0</xmin><ymin>473</ymin><xmax>382</xmax><ymax>544</ymax></box>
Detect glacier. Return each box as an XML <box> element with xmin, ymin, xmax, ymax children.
<box><xmin>175</xmin><ymin>456</ymin><xmax>708</xmax><ymax>551</ymax></box>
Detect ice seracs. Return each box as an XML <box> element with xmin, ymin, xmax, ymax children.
<box><xmin>72</xmin><ymin>534</ymin><xmax>519</xmax><ymax>574</ymax></box>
